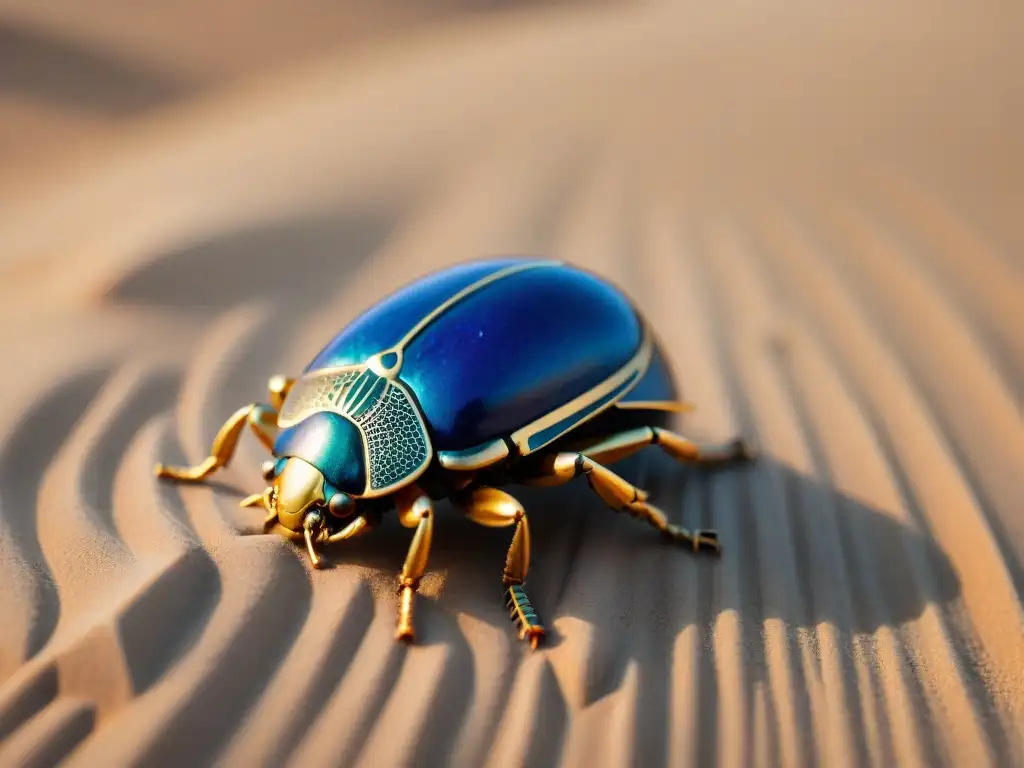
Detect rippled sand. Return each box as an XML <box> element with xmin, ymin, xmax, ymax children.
<box><xmin>0</xmin><ymin>2</ymin><xmax>1021</xmax><ymax>766</ymax></box>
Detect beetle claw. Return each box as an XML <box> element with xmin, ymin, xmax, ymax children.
<box><xmin>663</xmin><ymin>524</ymin><xmax>721</xmax><ymax>554</ymax></box>
<box><xmin>693</xmin><ymin>529</ymin><xmax>721</xmax><ymax>553</ymax></box>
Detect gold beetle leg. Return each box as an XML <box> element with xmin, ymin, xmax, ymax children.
<box><xmin>526</xmin><ymin>453</ymin><xmax>721</xmax><ymax>553</ymax></box>
<box><xmin>154</xmin><ymin>403</ymin><xmax>278</xmax><ymax>481</ymax></box>
<box><xmin>154</xmin><ymin>375</ymin><xmax>292</xmax><ymax>482</ymax></box>
<box><xmin>573</xmin><ymin>427</ymin><xmax>755</xmax><ymax>467</ymax></box>
<box><xmin>455</xmin><ymin>488</ymin><xmax>545</xmax><ymax>649</ymax></box>
<box><xmin>267</xmin><ymin>374</ymin><xmax>295</xmax><ymax>412</ymax></box>
<box><xmin>322</xmin><ymin>515</ymin><xmax>376</xmax><ymax>545</ymax></box>
<box><xmin>394</xmin><ymin>487</ymin><xmax>435</xmax><ymax>643</ymax></box>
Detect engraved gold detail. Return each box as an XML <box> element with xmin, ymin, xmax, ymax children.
<box><xmin>509</xmin><ymin>325</ymin><xmax>654</xmax><ymax>455</ymax></box>
<box><xmin>437</xmin><ymin>438</ymin><xmax>510</xmax><ymax>470</ymax></box>
<box><xmin>615</xmin><ymin>400</ymin><xmax>696</xmax><ymax>413</ymax></box>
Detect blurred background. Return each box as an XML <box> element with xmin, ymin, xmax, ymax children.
<box><xmin>0</xmin><ymin>2</ymin><xmax>1020</xmax><ymax>767</ymax></box>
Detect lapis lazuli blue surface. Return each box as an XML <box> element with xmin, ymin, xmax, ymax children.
<box><xmin>301</xmin><ymin>258</ymin><xmax>650</xmax><ymax>451</ymax></box>
<box><xmin>304</xmin><ymin>259</ymin><xmax>526</xmax><ymax>372</ymax></box>
<box><xmin>273</xmin><ymin>411</ymin><xmax>367</xmax><ymax>493</ymax></box>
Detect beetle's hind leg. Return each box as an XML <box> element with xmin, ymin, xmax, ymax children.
<box><xmin>154</xmin><ymin>375</ymin><xmax>293</xmax><ymax>482</ymax></box>
<box><xmin>526</xmin><ymin>453</ymin><xmax>720</xmax><ymax>553</ymax></box>
<box><xmin>575</xmin><ymin>426</ymin><xmax>754</xmax><ymax>467</ymax></box>
<box><xmin>455</xmin><ymin>488</ymin><xmax>545</xmax><ymax>649</ymax></box>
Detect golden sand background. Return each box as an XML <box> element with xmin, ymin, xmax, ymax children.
<box><xmin>0</xmin><ymin>2</ymin><xmax>1021</xmax><ymax>766</ymax></box>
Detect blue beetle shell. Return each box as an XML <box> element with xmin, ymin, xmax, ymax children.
<box><xmin>274</xmin><ymin>259</ymin><xmax>679</xmax><ymax>498</ymax></box>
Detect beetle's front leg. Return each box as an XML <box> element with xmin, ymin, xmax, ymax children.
<box><xmin>155</xmin><ymin>375</ymin><xmax>293</xmax><ymax>482</ymax></box>
<box><xmin>394</xmin><ymin>487</ymin><xmax>434</xmax><ymax>643</ymax></box>
<box><xmin>155</xmin><ymin>403</ymin><xmax>278</xmax><ymax>481</ymax></box>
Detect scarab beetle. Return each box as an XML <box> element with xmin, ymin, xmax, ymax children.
<box><xmin>156</xmin><ymin>258</ymin><xmax>753</xmax><ymax>647</ymax></box>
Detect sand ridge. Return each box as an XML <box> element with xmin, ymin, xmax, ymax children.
<box><xmin>0</xmin><ymin>2</ymin><xmax>1021</xmax><ymax>766</ymax></box>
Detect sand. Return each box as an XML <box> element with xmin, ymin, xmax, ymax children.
<box><xmin>0</xmin><ymin>1</ymin><xmax>1021</xmax><ymax>766</ymax></box>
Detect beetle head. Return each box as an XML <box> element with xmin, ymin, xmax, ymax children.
<box><xmin>256</xmin><ymin>456</ymin><xmax>359</xmax><ymax>536</ymax></box>
<box><xmin>271</xmin><ymin>457</ymin><xmax>327</xmax><ymax>530</ymax></box>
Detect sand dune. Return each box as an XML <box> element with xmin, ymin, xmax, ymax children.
<box><xmin>0</xmin><ymin>2</ymin><xmax>1021</xmax><ymax>766</ymax></box>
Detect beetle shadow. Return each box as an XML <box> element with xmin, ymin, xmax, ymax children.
<box><xmin>315</xmin><ymin>452</ymin><xmax>961</xmax><ymax>636</ymax></box>
<box><xmin>103</xmin><ymin>210</ymin><xmax>400</xmax><ymax>313</ymax></box>
<box><xmin>294</xmin><ymin>451</ymin><xmax>965</xmax><ymax>764</ymax></box>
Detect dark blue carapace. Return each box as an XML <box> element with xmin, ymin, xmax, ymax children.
<box><xmin>155</xmin><ymin>257</ymin><xmax>752</xmax><ymax>648</ymax></box>
<box><xmin>277</xmin><ymin>258</ymin><xmax>669</xmax><ymax>482</ymax></box>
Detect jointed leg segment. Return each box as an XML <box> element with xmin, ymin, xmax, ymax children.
<box><xmin>456</xmin><ymin>488</ymin><xmax>545</xmax><ymax>648</ymax></box>
<box><xmin>529</xmin><ymin>452</ymin><xmax>721</xmax><ymax>553</ymax></box>
<box><xmin>154</xmin><ymin>376</ymin><xmax>295</xmax><ymax>482</ymax></box>
<box><xmin>394</xmin><ymin>487</ymin><xmax>435</xmax><ymax>642</ymax></box>
<box><xmin>575</xmin><ymin>426</ymin><xmax>753</xmax><ymax>467</ymax></box>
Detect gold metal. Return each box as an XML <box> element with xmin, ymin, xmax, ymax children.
<box><xmin>273</xmin><ymin>458</ymin><xmax>327</xmax><ymax>530</ymax></box>
<box><xmin>356</xmin><ymin>378</ymin><xmax>435</xmax><ymax>499</ymax></box>
<box><xmin>396</xmin><ymin>585</ymin><xmax>416</xmax><ymax>642</ymax></box>
<box><xmin>574</xmin><ymin>427</ymin><xmax>754</xmax><ymax>467</ymax></box>
<box><xmin>239</xmin><ymin>485</ymin><xmax>279</xmax><ymax>531</ymax></box>
<box><xmin>399</xmin><ymin>507</ymin><xmax>433</xmax><ymax>578</ymax></box>
<box><xmin>437</xmin><ymin>439</ymin><xmax>510</xmax><ymax>471</ymax></box>
<box><xmin>394</xmin><ymin>487</ymin><xmax>434</xmax><ymax>642</ymax></box>
<box><xmin>276</xmin><ymin>370</ymin><xmax>434</xmax><ymax>499</ymax></box>
<box><xmin>367</xmin><ymin>350</ymin><xmax>403</xmax><ymax>379</ymax></box>
<box><xmin>614</xmin><ymin>400</ymin><xmax>696</xmax><ymax>413</ymax></box>
<box><xmin>503</xmin><ymin>511</ymin><xmax>531</xmax><ymax>584</ymax></box>
<box><xmin>268</xmin><ymin>375</ymin><xmax>295</xmax><ymax>411</ymax></box>
<box><xmin>509</xmin><ymin>326</ymin><xmax>653</xmax><ymax>456</ymax></box>
<box><xmin>457</xmin><ymin>487</ymin><xmax>524</xmax><ymax>528</ymax></box>
<box><xmin>457</xmin><ymin>487</ymin><xmax>544</xmax><ymax>648</ymax></box>
<box><xmin>303</xmin><ymin>511</ymin><xmax>326</xmax><ymax>568</ymax></box>
<box><xmin>396</xmin><ymin>486</ymin><xmax>433</xmax><ymax>529</ymax></box>
<box><xmin>529</xmin><ymin>451</ymin><xmax>721</xmax><ymax>554</ymax></box>
<box><xmin>654</xmin><ymin>429</ymin><xmax>700</xmax><ymax>461</ymax></box>
<box><xmin>323</xmin><ymin>515</ymin><xmax>373</xmax><ymax>544</ymax></box>
<box><xmin>276</xmin><ymin>367</ymin><xmax>362</xmax><ymax>425</ymax></box>
<box><xmin>154</xmin><ymin>402</ymin><xmax>278</xmax><ymax>481</ymax></box>
<box><xmin>526</xmin><ymin>453</ymin><xmax>641</xmax><ymax>505</ymax></box>
<box><xmin>573</xmin><ymin>426</ymin><xmax>657</xmax><ymax>465</ymax></box>
<box><xmin>154</xmin><ymin>374</ymin><xmax>289</xmax><ymax>482</ymax></box>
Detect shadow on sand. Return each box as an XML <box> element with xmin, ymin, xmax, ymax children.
<box><xmin>197</xmin><ymin>450</ymin><xmax>965</xmax><ymax>767</ymax></box>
